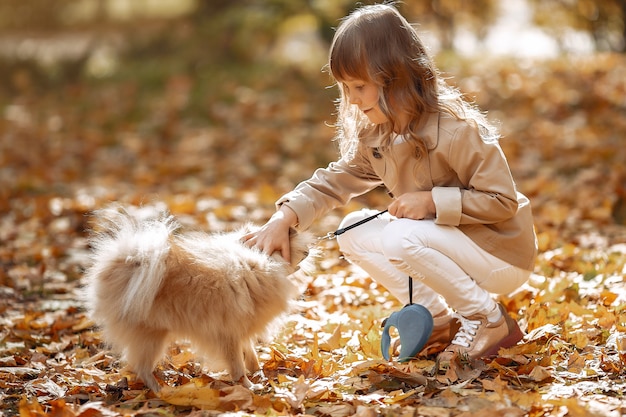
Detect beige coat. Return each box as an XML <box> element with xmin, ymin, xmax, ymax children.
<box><xmin>278</xmin><ymin>112</ymin><xmax>538</xmax><ymax>271</ymax></box>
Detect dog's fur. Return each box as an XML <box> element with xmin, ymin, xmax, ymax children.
<box><xmin>82</xmin><ymin>204</ymin><xmax>313</xmax><ymax>391</ymax></box>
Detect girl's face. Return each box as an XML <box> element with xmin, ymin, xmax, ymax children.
<box><xmin>342</xmin><ymin>78</ymin><xmax>388</xmax><ymax>125</ymax></box>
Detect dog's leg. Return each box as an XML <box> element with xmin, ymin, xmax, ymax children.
<box><xmin>243</xmin><ymin>339</ymin><xmax>260</xmax><ymax>373</ymax></box>
<box><xmin>124</xmin><ymin>328</ymin><xmax>169</xmax><ymax>392</ymax></box>
<box><xmin>219</xmin><ymin>336</ymin><xmax>252</xmax><ymax>388</ymax></box>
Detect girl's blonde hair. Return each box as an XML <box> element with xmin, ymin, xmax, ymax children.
<box><xmin>328</xmin><ymin>3</ymin><xmax>499</xmax><ymax>161</ymax></box>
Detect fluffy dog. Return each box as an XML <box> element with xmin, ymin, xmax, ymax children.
<box><xmin>82</xmin><ymin>204</ymin><xmax>313</xmax><ymax>392</ymax></box>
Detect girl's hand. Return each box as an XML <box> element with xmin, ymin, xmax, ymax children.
<box><xmin>388</xmin><ymin>191</ymin><xmax>436</xmax><ymax>220</ymax></box>
<box><xmin>242</xmin><ymin>206</ymin><xmax>298</xmax><ymax>263</ymax></box>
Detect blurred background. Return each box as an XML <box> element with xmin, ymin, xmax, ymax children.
<box><xmin>0</xmin><ymin>0</ymin><xmax>625</xmax><ymax>253</ymax></box>
<box><xmin>1</xmin><ymin>4</ymin><xmax>625</xmax><ymax>413</ymax></box>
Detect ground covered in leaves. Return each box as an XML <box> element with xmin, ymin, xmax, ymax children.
<box><xmin>1</xmin><ymin>50</ymin><xmax>626</xmax><ymax>416</ymax></box>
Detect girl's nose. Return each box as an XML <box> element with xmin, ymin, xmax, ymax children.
<box><xmin>349</xmin><ymin>95</ymin><xmax>360</xmax><ymax>105</ymax></box>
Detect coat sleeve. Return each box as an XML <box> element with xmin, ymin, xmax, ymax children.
<box><xmin>276</xmin><ymin>154</ymin><xmax>383</xmax><ymax>230</ymax></box>
<box><xmin>433</xmin><ymin>124</ymin><xmax>520</xmax><ymax>226</ymax></box>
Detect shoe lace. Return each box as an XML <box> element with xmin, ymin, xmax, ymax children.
<box><xmin>450</xmin><ymin>315</ymin><xmax>482</xmax><ymax>348</ymax></box>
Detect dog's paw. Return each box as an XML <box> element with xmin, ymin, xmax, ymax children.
<box><xmin>239</xmin><ymin>375</ymin><xmax>264</xmax><ymax>391</ymax></box>
<box><xmin>248</xmin><ymin>382</ymin><xmax>264</xmax><ymax>391</ymax></box>
<box><xmin>142</xmin><ymin>376</ymin><xmax>162</xmax><ymax>393</ymax></box>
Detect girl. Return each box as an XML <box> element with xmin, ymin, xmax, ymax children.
<box><xmin>244</xmin><ymin>3</ymin><xmax>537</xmax><ymax>362</ymax></box>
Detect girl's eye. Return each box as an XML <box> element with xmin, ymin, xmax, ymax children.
<box><xmin>342</xmin><ymin>82</ymin><xmax>366</xmax><ymax>95</ymax></box>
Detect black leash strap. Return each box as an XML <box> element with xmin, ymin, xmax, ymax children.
<box><xmin>321</xmin><ymin>209</ymin><xmax>389</xmax><ymax>240</ymax></box>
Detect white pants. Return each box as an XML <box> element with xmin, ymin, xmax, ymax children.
<box><xmin>336</xmin><ymin>209</ymin><xmax>531</xmax><ymax>318</ymax></box>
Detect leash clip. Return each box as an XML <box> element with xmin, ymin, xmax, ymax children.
<box><xmin>319</xmin><ymin>231</ymin><xmax>337</xmax><ymax>241</ymax></box>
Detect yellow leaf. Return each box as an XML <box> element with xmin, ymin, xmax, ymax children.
<box><xmin>383</xmin><ymin>388</ymin><xmax>417</xmax><ymax>404</ymax></box>
<box><xmin>277</xmin><ymin>374</ymin><xmax>294</xmax><ymax>384</ymax></box>
<box><xmin>170</xmin><ymin>348</ymin><xmax>196</xmax><ymax>368</ymax></box>
<box><xmin>159</xmin><ymin>380</ymin><xmax>220</xmax><ymax>407</ymax></box>
<box><xmin>19</xmin><ymin>396</ymin><xmax>46</xmax><ymax>417</ymax></box>
<box><xmin>312</xmin><ymin>331</ymin><xmax>320</xmax><ymax>359</ymax></box>
<box><xmin>600</xmin><ymin>289</ymin><xmax>618</xmax><ymax>306</ymax></box>
<box><xmin>569</xmin><ymin>331</ymin><xmax>590</xmax><ymax>350</ymax></box>
<box><xmin>320</xmin><ymin>324</ymin><xmax>343</xmax><ymax>351</ymax></box>
<box><xmin>357</xmin><ymin>328</ymin><xmax>381</xmax><ymax>359</ymax></box>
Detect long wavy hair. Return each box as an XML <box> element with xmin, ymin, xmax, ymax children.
<box><xmin>328</xmin><ymin>3</ymin><xmax>499</xmax><ymax>161</ymax></box>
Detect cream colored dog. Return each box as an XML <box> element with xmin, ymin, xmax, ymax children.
<box><xmin>82</xmin><ymin>204</ymin><xmax>313</xmax><ymax>392</ymax></box>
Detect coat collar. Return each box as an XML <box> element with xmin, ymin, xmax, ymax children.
<box><xmin>418</xmin><ymin>112</ymin><xmax>440</xmax><ymax>150</ymax></box>
<box><xmin>360</xmin><ymin>111</ymin><xmax>441</xmax><ymax>149</ymax></box>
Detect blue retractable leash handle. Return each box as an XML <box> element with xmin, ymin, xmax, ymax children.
<box><xmin>323</xmin><ymin>209</ymin><xmax>434</xmax><ymax>362</ymax></box>
<box><xmin>380</xmin><ymin>277</ymin><xmax>434</xmax><ymax>362</ymax></box>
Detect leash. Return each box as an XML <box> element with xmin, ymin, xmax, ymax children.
<box><xmin>320</xmin><ymin>209</ymin><xmax>389</xmax><ymax>241</ymax></box>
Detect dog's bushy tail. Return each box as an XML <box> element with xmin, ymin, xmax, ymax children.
<box><xmin>87</xmin><ymin>205</ymin><xmax>178</xmax><ymax>322</ymax></box>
